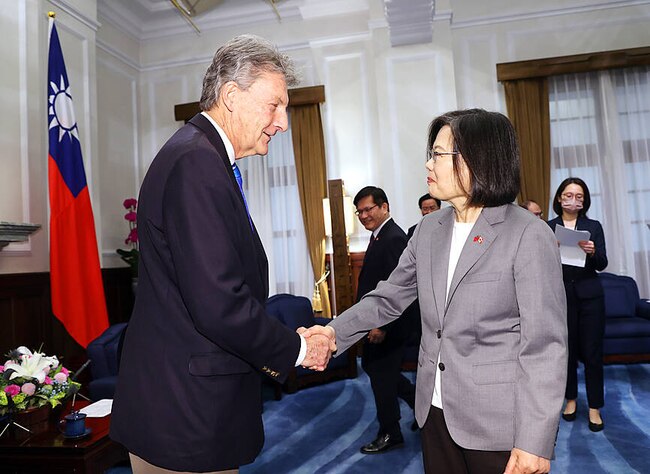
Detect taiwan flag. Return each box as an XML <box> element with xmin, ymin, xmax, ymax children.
<box><xmin>48</xmin><ymin>17</ymin><xmax>108</xmax><ymax>348</ymax></box>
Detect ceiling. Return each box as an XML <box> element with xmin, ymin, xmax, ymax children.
<box><xmin>97</xmin><ymin>0</ymin><xmax>436</xmax><ymax>46</ymax></box>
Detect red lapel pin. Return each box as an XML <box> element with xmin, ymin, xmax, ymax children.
<box><xmin>473</xmin><ymin>235</ymin><xmax>483</xmax><ymax>244</ymax></box>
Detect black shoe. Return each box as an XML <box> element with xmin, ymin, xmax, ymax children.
<box><xmin>410</xmin><ymin>420</ymin><xmax>419</xmax><ymax>431</ymax></box>
<box><xmin>589</xmin><ymin>419</ymin><xmax>604</xmax><ymax>432</ymax></box>
<box><xmin>360</xmin><ymin>433</ymin><xmax>404</xmax><ymax>454</ymax></box>
<box><xmin>562</xmin><ymin>411</ymin><xmax>577</xmax><ymax>422</ymax></box>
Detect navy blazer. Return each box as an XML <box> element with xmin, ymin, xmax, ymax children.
<box><xmin>358</xmin><ymin>218</ymin><xmax>414</xmax><ymax>343</ymax></box>
<box><xmin>548</xmin><ymin>215</ymin><xmax>608</xmax><ymax>299</ymax></box>
<box><xmin>110</xmin><ymin>114</ymin><xmax>301</xmax><ymax>472</ymax></box>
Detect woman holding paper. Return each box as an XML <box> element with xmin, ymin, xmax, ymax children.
<box><xmin>548</xmin><ymin>177</ymin><xmax>608</xmax><ymax>432</ymax></box>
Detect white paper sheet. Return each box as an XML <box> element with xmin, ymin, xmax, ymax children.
<box><xmin>555</xmin><ymin>225</ymin><xmax>591</xmax><ymax>267</ymax></box>
<box><xmin>79</xmin><ymin>398</ymin><xmax>113</xmax><ymax>417</ymax></box>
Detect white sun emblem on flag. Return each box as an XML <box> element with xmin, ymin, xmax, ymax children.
<box><xmin>48</xmin><ymin>75</ymin><xmax>79</xmax><ymax>143</ymax></box>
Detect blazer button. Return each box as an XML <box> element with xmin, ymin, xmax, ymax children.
<box><xmin>436</xmin><ymin>330</ymin><xmax>442</xmax><ymax>339</ymax></box>
<box><xmin>438</xmin><ymin>362</ymin><xmax>445</xmax><ymax>371</ymax></box>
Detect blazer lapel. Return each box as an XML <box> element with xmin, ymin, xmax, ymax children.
<box><xmin>445</xmin><ymin>205</ymin><xmax>507</xmax><ymax>311</ymax></box>
<box><xmin>430</xmin><ymin>209</ymin><xmax>454</xmax><ymax>327</ymax></box>
<box><xmin>189</xmin><ymin>113</ymin><xmax>268</xmax><ymax>294</ymax></box>
<box><xmin>188</xmin><ymin>113</ymin><xmax>247</xmax><ymax>211</ymax></box>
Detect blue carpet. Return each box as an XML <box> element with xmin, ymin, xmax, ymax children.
<box><xmin>108</xmin><ymin>363</ymin><xmax>650</xmax><ymax>473</ymax></box>
<box><xmin>244</xmin><ymin>370</ymin><xmax>422</xmax><ymax>474</ymax></box>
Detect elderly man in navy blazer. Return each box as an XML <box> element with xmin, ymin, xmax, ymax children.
<box><xmin>110</xmin><ymin>35</ymin><xmax>333</xmax><ymax>474</ymax></box>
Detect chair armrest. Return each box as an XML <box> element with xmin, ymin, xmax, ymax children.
<box><xmin>637</xmin><ymin>299</ymin><xmax>650</xmax><ymax>321</ymax></box>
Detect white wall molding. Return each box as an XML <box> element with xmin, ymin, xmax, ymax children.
<box><xmin>49</xmin><ymin>0</ymin><xmax>101</xmax><ymax>31</ymax></box>
<box><xmin>384</xmin><ymin>0</ymin><xmax>434</xmax><ymax>47</ymax></box>
<box><xmin>309</xmin><ymin>32</ymin><xmax>372</xmax><ymax>49</ymax></box>
<box><xmin>96</xmin><ymin>38</ymin><xmax>140</xmax><ymax>72</ymax></box>
<box><xmin>96</xmin><ymin>55</ymin><xmax>141</xmax><ymax>191</ymax></box>
<box><xmin>433</xmin><ymin>9</ymin><xmax>452</xmax><ymax>23</ymax></box>
<box><xmin>19</xmin><ymin>0</ymin><xmax>30</xmax><ymax>228</ymax></box>
<box><xmin>452</xmin><ymin>0</ymin><xmax>650</xmax><ymax>29</ymax></box>
<box><xmin>300</xmin><ymin>0</ymin><xmax>369</xmax><ymax>19</ymax></box>
<box><xmin>322</xmin><ymin>51</ymin><xmax>374</xmax><ymax>188</ymax></box>
<box><xmin>505</xmin><ymin>13</ymin><xmax>650</xmax><ymax>60</ymax></box>
<box><xmin>99</xmin><ymin>0</ymin><xmax>302</xmax><ymax>41</ymax></box>
<box><xmin>5</xmin><ymin>0</ymin><xmax>34</xmax><ymax>255</ymax></box>
<box><xmin>385</xmin><ymin>51</ymin><xmax>440</xmax><ymax>214</ymax></box>
<box><xmin>457</xmin><ymin>33</ymin><xmax>500</xmax><ymax>110</ymax></box>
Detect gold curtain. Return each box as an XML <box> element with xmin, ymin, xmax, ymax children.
<box><xmin>290</xmin><ymin>104</ymin><xmax>332</xmax><ymax>318</ymax></box>
<box><xmin>503</xmin><ymin>78</ymin><xmax>552</xmax><ymax>217</ymax></box>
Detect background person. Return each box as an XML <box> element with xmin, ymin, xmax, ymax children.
<box><xmin>304</xmin><ymin>109</ymin><xmax>567</xmax><ymax>474</ymax></box>
<box><xmin>408</xmin><ymin>194</ymin><xmax>442</xmax><ymax>238</ymax></box>
<box><xmin>353</xmin><ymin>186</ymin><xmax>417</xmax><ymax>454</ymax></box>
<box><xmin>110</xmin><ymin>35</ymin><xmax>332</xmax><ymax>474</ymax></box>
<box><xmin>520</xmin><ymin>199</ymin><xmax>543</xmax><ymax>219</ymax></box>
<box><xmin>547</xmin><ymin>177</ymin><xmax>608</xmax><ymax>432</ymax></box>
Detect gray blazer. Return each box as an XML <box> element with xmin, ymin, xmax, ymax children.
<box><xmin>330</xmin><ymin>204</ymin><xmax>567</xmax><ymax>458</ymax></box>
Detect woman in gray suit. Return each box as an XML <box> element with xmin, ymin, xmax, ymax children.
<box><xmin>303</xmin><ymin>109</ymin><xmax>568</xmax><ymax>474</ymax></box>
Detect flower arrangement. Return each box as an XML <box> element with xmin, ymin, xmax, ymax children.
<box><xmin>0</xmin><ymin>346</ymin><xmax>80</xmax><ymax>416</ymax></box>
<box><xmin>117</xmin><ymin>197</ymin><xmax>139</xmax><ymax>277</ymax></box>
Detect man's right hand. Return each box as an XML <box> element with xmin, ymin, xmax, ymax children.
<box><xmin>297</xmin><ymin>325</ymin><xmax>336</xmax><ymax>371</ymax></box>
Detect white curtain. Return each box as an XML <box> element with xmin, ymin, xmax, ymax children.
<box><xmin>238</xmin><ymin>117</ymin><xmax>313</xmax><ymax>299</ymax></box>
<box><xmin>549</xmin><ymin>66</ymin><xmax>650</xmax><ymax>297</ymax></box>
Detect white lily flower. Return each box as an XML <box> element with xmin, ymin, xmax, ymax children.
<box><xmin>5</xmin><ymin>350</ymin><xmax>56</xmax><ymax>384</ymax></box>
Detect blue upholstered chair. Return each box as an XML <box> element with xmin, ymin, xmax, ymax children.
<box><xmin>86</xmin><ymin>322</ymin><xmax>128</xmax><ymax>400</ymax></box>
<box><xmin>600</xmin><ymin>272</ymin><xmax>650</xmax><ymax>362</ymax></box>
<box><xmin>266</xmin><ymin>293</ymin><xmax>357</xmax><ymax>394</ymax></box>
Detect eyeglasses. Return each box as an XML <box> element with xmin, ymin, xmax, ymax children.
<box><xmin>355</xmin><ymin>204</ymin><xmax>378</xmax><ymax>216</ymax></box>
<box><xmin>427</xmin><ymin>151</ymin><xmax>460</xmax><ymax>164</ymax></box>
<box><xmin>421</xmin><ymin>206</ymin><xmax>439</xmax><ymax>212</ymax></box>
<box><xmin>561</xmin><ymin>193</ymin><xmax>584</xmax><ymax>201</ymax></box>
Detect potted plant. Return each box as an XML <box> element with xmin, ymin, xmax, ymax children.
<box><xmin>117</xmin><ymin>198</ymin><xmax>139</xmax><ymax>292</ymax></box>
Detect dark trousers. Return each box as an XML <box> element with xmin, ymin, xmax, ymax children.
<box><xmin>362</xmin><ymin>340</ymin><xmax>415</xmax><ymax>438</ymax></box>
<box><xmin>565</xmin><ymin>286</ymin><xmax>606</xmax><ymax>408</ymax></box>
<box><xmin>421</xmin><ymin>407</ymin><xmax>510</xmax><ymax>474</ymax></box>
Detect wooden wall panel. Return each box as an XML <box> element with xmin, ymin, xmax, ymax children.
<box><xmin>0</xmin><ymin>268</ymin><xmax>134</xmax><ymax>374</ymax></box>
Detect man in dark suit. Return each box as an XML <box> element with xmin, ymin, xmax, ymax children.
<box><xmin>110</xmin><ymin>35</ymin><xmax>333</xmax><ymax>474</ymax></box>
<box><xmin>520</xmin><ymin>199</ymin><xmax>544</xmax><ymax>219</ymax></box>
<box><xmin>353</xmin><ymin>186</ymin><xmax>416</xmax><ymax>454</ymax></box>
<box><xmin>407</xmin><ymin>193</ymin><xmax>441</xmax><ymax>239</ymax></box>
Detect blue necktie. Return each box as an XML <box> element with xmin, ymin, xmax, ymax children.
<box><xmin>232</xmin><ymin>163</ymin><xmax>253</xmax><ymax>228</ymax></box>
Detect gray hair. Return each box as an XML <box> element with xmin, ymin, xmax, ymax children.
<box><xmin>199</xmin><ymin>34</ymin><xmax>298</xmax><ymax>111</ymax></box>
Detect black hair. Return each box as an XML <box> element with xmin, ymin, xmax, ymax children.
<box><xmin>418</xmin><ymin>193</ymin><xmax>441</xmax><ymax>209</ymax></box>
<box><xmin>426</xmin><ymin>109</ymin><xmax>520</xmax><ymax>207</ymax></box>
<box><xmin>353</xmin><ymin>186</ymin><xmax>389</xmax><ymax>211</ymax></box>
<box><xmin>520</xmin><ymin>200</ymin><xmax>538</xmax><ymax>209</ymax></box>
<box><xmin>552</xmin><ymin>177</ymin><xmax>591</xmax><ymax>217</ymax></box>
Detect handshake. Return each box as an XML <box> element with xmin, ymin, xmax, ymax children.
<box><xmin>297</xmin><ymin>325</ymin><xmax>337</xmax><ymax>371</ymax></box>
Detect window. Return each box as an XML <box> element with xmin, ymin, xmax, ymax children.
<box><xmin>549</xmin><ymin>67</ymin><xmax>650</xmax><ymax>296</ymax></box>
